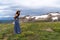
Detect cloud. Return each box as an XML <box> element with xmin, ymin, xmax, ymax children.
<box><xmin>0</xmin><ymin>0</ymin><xmax>60</xmax><ymax>9</ymax></box>
<box><xmin>1</xmin><ymin>0</ymin><xmax>59</xmax><ymax>9</ymax></box>
<box><xmin>12</xmin><ymin>0</ymin><xmax>60</xmax><ymax>8</ymax></box>
<box><xmin>0</xmin><ymin>15</ymin><xmax>13</xmax><ymax>18</ymax></box>
<box><xmin>0</xmin><ymin>10</ymin><xmax>15</xmax><ymax>16</ymax></box>
<box><xmin>0</xmin><ymin>6</ymin><xmax>10</xmax><ymax>9</ymax></box>
<box><xmin>0</xmin><ymin>0</ymin><xmax>60</xmax><ymax>18</ymax></box>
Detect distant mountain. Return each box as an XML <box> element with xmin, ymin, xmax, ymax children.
<box><xmin>0</xmin><ymin>6</ymin><xmax>60</xmax><ymax>19</ymax></box>
<box><xmin>0</xmin><ymin>17</ymin><xmax>14</xmax><ymax>23</ymax></box>
<box><xmin>0</xmin><ymin>17</ymin><xmax>14</xmax><ymax>20</ymax></box>
<box><xmin>0</xmin><ymin>20</ymin><xmax>14</xmax><ymax>23</ymax></box>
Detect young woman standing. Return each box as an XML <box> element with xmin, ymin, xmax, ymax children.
<box><xmin>14</xmin><ymin>10</ymin><xmax>21</xmax><ymax>34</ymax></box>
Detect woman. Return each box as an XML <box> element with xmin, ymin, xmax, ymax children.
<box><xmin>14</xmin><ymin>10</ymin><xmax>21</xmax><ymax>34</ymax></box>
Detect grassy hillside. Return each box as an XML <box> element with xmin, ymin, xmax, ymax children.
<box><xmin>0</xmin><ymin>22</ymin><xmax>60</xmax><ymax>40</ymax></box>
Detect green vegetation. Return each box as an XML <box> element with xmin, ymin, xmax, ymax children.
<box><xmin>0</xmin><ymin>22</ymin><xmax>60</xmax><ymax>40</ymax></box>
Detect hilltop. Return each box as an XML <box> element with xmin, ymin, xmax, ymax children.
<box><xmin>0</xmin><ymin>22</ymin><xmax>60</xmax><ymax>40</ymax></box>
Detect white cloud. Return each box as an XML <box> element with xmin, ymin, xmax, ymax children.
<box><xmin>0</xmin><ymin>15</ymin><xmax>13</xmax><ymax>19</ymax></box>
<box><xmin>0</xmin><ymin>0</ymin><xmax>60</xmax><ymax>17</ymax></box>
<box><xmin>0</xmin><ymin>15</ymin><xmax>12</xmax><ymax>18</ymax></box>
<box><xmin>0</xmin><ymin>10</ymin><xmax>14</xmax><ymax>16</ymax></box>
<box><xmin>12</xmin><ymin>0</ymin><xmax>60</xmax><ymax>8</ymax></box>
<box><xmin>0</xmin><ymin>0</ymin><xmax>60</xmax><ymax>9</ymax></box>
<box><xmin>0</xmin><ymin>6</ymin><xmax>10</xmax><ymax>9</ymax></box>
<box><xmin>0</xmin><ymin>0</ymin><xmax>13</xmax><ymax>4</ymax></box>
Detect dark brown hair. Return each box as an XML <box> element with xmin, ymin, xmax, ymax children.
<box><xmin>14</xmin><ymin>10</ymin><xmax>20</xmax><ymax>19</ymax></box>
<box><xmin>16</xmin><ymin>10</ymin><xmax>20</xmax><ymax>16</ymax></box>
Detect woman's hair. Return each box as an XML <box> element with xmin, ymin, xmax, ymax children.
<box><xmin>16</xmin><ymin>10</ymin><xmax>20</xmax><ymax>16</ymax></box>
<box><xmin>14</xmin><ymin>10</ymin><xmax>20</xmax><ymax>19</ymax></box>
<box><xmin>16</xmin><ymin>10</ymin><xmax>20</xmax><ymax>14</ymax></box>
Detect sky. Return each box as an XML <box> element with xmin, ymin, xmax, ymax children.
<box><xmin>0</xmin><ymin>0</ymin><xmax>60</xmax><ymax>17</ymax></box>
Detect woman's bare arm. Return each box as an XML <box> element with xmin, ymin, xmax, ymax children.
<box><xmin>14</xmin><ymin>14</ymin><xmax>18</xmax><ymax>19</ymax></box>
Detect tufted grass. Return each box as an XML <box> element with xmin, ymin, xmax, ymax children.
<box><xmin>0</xmin><ymin>22</ymin><xmax>60</xmax><ymax>40</ymax></box>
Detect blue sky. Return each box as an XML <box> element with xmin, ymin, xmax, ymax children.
<box><xmin>0</xmin><ymin>0</ymin><xmax>60</xmax><ymax>17</ymax></box>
